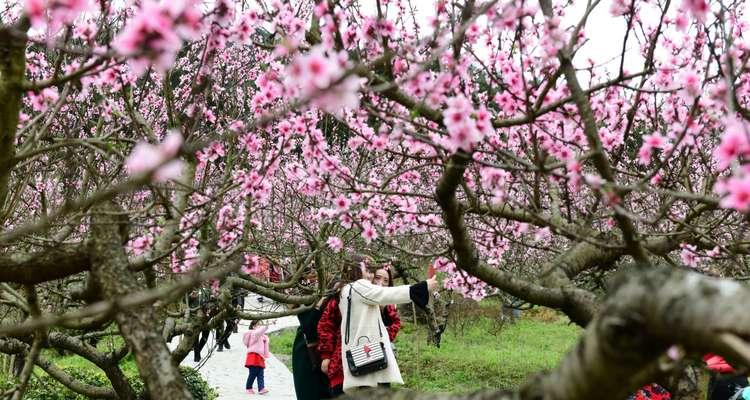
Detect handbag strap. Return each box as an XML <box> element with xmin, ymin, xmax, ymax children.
<box><xmin>344</xmin><ymin>283</ymin><xmax>383</xmax><ymax>345</ymax></box>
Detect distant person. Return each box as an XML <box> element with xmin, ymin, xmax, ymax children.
<box><xmin>243</xmin><ymin>320</ymin><xmax>271</xmax><ymax>395</ymax></box>
<box><xmin>217</xmin><ymin>294</ymin><xmax>243</xmax><ymax>352</ymax></box>
<box><xmin>189</xmin><ymin>287</ymin><xmax>212</xmax><ymax>362</ymax></box>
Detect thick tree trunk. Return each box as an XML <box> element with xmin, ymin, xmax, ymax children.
<box><xmin>88</xmin><ymin>202</ymin><xmax>193</xmax><ymax>400</ymax></box>
<box><xmin>102</xmin><ymin>364</ymin><xmax>137</xmax><ymax>400</ymax></box>
<box><xmin>0</xmin><ymin>19</ymin><xmax>29</xmax><ymax>212</ymax></box>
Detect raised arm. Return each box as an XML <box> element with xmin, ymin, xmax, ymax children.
<box><xmin>349</xmin><ymin>279</ymin><xmax>430</xmax><ymax>309</ymax></box>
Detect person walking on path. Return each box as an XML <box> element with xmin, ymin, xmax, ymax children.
<box><xmin>243</xmin><ymin>320</ymin><xmax>271</xmax><ymax>395</ymax></box>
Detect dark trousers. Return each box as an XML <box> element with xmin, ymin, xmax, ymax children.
<box><xmin>708</xmin><ymin>374</ymin><xmax>748</xmax><ymax>400</ymax></box>
<box><xmin>216</xmin><ymin>320</ymin><xmax>235</xmax><ymax>350</ymax></box>
<box><xmin>246</xmin><ymin>366</ymin><xmax>265</xmax><ymax>390</ymax></box>
<box><xmin>192</xmin><ymin>329</ymin><xmax>210</xmax><ymax>361</ymax></box>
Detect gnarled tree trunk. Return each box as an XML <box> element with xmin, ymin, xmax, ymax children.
<box><xmin>88</xmin><ymin>202</ymin><xmax>193</xmax><ymax>400</ymax></box>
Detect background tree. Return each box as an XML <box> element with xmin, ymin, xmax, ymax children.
<box><xmin>2</xmin><ymin>0</ymin><xmax>750</xmax><ymax>399</ymax></box>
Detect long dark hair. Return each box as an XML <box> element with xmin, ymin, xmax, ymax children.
<box><xmin>376</xmin><ymin>263</ymin><xmax>394</xmax><ymax>287</ymax></box>
<box><xmin>342</xmin><ymin>254</ymin><xmax>376</xmax><ymax>283</ymax></box>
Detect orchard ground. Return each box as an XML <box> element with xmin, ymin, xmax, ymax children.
<box><xmin>270</xmin><ymin>299</ymin><xmax>583</xmax><ymax>393</ymax></box>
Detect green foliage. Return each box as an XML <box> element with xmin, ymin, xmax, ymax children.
<box><xmin>1</xmin><ymin>365</ymin><xmax>216</xmax><ymax>400</ymax></box>
<box><xmin>318</xmin><ymin>114</ymin><xmax>354</xmax><ymax>148</ymax></box>
<box><xmin>179</xmin><ymin>366</ymin><xmax>219</xmax><ymax>400</ymax></box>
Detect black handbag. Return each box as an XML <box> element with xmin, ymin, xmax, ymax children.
<box><xmin>344</xmin><ymin>284</ymin><xmax>388</xmax><ymax>376</ymax></box>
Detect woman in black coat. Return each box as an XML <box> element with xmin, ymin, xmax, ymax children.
<box><xmin>292</xmin><ymin>281</ymin><xmax>341</xmax><ymax>400</ymax></box>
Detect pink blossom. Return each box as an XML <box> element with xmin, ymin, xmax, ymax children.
<box><xmin>714</xmin><ymin>118</ymin><xmax>750</xmax><ymax>170</ymax></box>
<box><xmin>609</xmin><ymin>0</ymin><xmax>631</xmax><ymax>16</ymax></box>
<box><xmin>204</xmin><ymin>142</ymin><xmax>225</xmax><ymax>161</ymax></box>
<box><xmin>361</xmin><ymin>224</ymin><xmax>378</xmax><ymax>243</ymax></box>
<box><xmin>643</xmin><ymin>133</ymin><xmax>667</xmax><ymax>149</ymax></box>
<box><xmin>243</xmin><ymin>254</ymin><xmax>261</xmax><ymax>274</ymax></box>
<box><xmin>160</xmin><ymin>130</ymin><xmax>183</xmax><ymax>157</ymax></box>
<box><xmin>584</xmin><ymin>174</ymin><xmax>603</xmax><ymax>189</ymax></box>
<box><xmin>128</xmin><ymin>235</ymin><xmax>154</xmax><ymax>256</ymax></box>
<box><xmin>113</xmin><ymin>1</ymin><xmax>182</xmax><ymax>75</ymax></box>
<box><xmin>674</xmin><ymin>14</ymin><xmax>689</xmax><ymax>31</ymax></box>
<box><xmin>25</xmin><ymin>0</ymin><xmax>46</xmax><ymax>28</ymax></box>
<box><xmin>285</xmin><ymin>46</ymin><xmax>362</xmax><ymax>115</ymax></box>
<box><xmin>113</xmin><ymin>0</ymin><xmax>203</xmax><ymax>76</ymax></box>
<box><xmin>333</xmin><ymin>195</ymin><xmax>351</xmax><ymax>212</ymax></box>
<box><xmin>124</xmin><ymin>133</ymin><xmax>185</xmax><ymax>182</ymax></box>
<box><xmin>680</xmin><ymin>243</ymin><xmax>699</xmax><ymax>267</ymax></box>
<box><xmin>153</xmin><ymin>160</ymin><xmax>184</xmax><ymax>182</ymax></box>
<box><xmin>326</xmin><ymin>236</ymin><xmax>343</xmax><ymax>252</ymax></box>
<box><xmin>125</xmin><ymin>143</ymin><xmax>163</xmax><ymax>175</ymax></box>
<box><xmin>718</xmin><ymin>175</ymin><xmax>750</xmax><ymax>212</ymax></box>
<box><xmin>706</xmin><ymin>246</ymin><xmax>721</xmax><ymax>258</ymax></box>
<box><xmin>650</xmin><ymin>173</ymin><xmax>663</xmax><ymax>186</ymax></box>
<box><xmin>682</xmin><ymin>0</ymin><xmax>709</xmax><ymax>22</ymax></box>
<box><xmin>679</xmin><ymin>70</ymin><xmax>701</xmax><ymax>99</ymax></box>
<box><xmin>441</xmin><ymin>96</ymin><xmax>485</xmax><ymax>153</ymax></box>
<box><xmin>637</xmin><ymin>145</ymin><xmax>653</xmax><ymax>165</ymax></box>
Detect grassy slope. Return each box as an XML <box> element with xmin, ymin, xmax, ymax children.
<box><xmin>395</xmin><ymin>316</ymin><xmax>580</xmax><ymax>392</ymax></box>
<box><xmin>265</xmin><ymin>308</ymin><xmax>581</xmax><ymax>393</ymax></box>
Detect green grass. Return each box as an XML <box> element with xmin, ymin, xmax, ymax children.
<box><xmin>269</xmin><ymin>328</ymin><xmax>297</xmax><ymax>355</ymax></box>
<box><xmin>262</xmin><ymin>308</ymin><xmax>581</xmax><ymax>394</ymax></box>
<box><xmin>39</xmin><ymin>334</ymin><xmax>139</xmax><ymax>377</ymax></box>
<box><xmin>269</xmin><ymin>328</ymin><xmax>297</xmax><ymax>370</ymax></box>
<box><xmin>395</xmin><ymin>316</ymin><xmax>581</xmax><ymax>392</ymax></box>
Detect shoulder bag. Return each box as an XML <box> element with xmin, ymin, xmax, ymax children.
<box><xmin>344</xmin><ymin>284</ymin><xmax>388</xmax><ymax>376</ymax></box>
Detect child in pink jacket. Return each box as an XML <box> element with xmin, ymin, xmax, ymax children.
<box><xmin>243</xmin><ymin>321</ymin><xmax>271</xmax><ymax>395</ymax></box>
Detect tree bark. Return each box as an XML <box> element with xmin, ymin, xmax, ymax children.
<box><xmin>0</xmin><ymin>19</ymin><xmax>29</xmax><ymax>213</ymax></box>
<box><xmin>88</xmin><ymin>202</ymin><xmax>193</xmax><ymax>400</ymax></box>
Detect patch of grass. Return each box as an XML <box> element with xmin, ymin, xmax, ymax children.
<box><xmin>269</xmin><ymin>327</ymin><xmax>297</xmax><ymax>370</ymax></box>
<box><xmin>263</xmin><ymin>307</ymin><xmax>580</xmax><ymax>394</ymax></box>
<box><xmin>40</xmin><ymin>334</ymin><xmax>140</xmax><ymax>377</ymax></box>
<box><xmin>269</xmin><ymin>327</ymin><xmax>297</xmax><ymax>355</ymax></box>
<box><xmin>395</xmin><ymin>315</ymin><xmax>581</xmax><ymax>393</ymax></box>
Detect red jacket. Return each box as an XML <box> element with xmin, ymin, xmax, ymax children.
<box><xmin>703</xmin><ymin>353</ymin><xmax>735</xmax><ymax>374</ymax></box>
<box><xmin>382</xmin><ymin>305</ymin><xmax>401</xmax><ymax>342</ymax></box>
<box><xmin>317</xmin><ymin>299</ymin><xmax>403</xmax><ymax>388</ymax></box>
<box><xmin>317</xmin><ymin>298</ymin><xmax>343</xmax><ymax>388</ymax></box>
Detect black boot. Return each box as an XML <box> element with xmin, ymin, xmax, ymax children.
<box><xmin>194</xmin><ymin>353</ymin><xmax>201</xmax><ymax>362</ymax></box>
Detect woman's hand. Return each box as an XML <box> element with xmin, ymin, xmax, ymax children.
<box><xmin>427</xmin><ymin>275</ymin><xmax>438</xmax><ymax>292</ymax></box>
<box><xmin>321</xmin><ymin>358</ymin><xmax>330</xmax><ymax>373</ymax></box>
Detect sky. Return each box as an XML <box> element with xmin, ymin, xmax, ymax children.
<box><xmin>380</xmin><ymin>0</ymin><xmax>649</xmax><ymax>75</ymax></box>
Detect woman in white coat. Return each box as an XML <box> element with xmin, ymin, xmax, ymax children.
<box><xmin>337</xmin><ymin>259</ymin><xmax>438</xmax><ymax>393</ymax></box>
